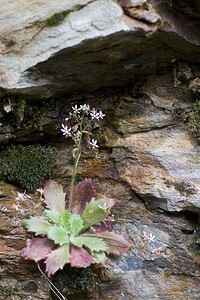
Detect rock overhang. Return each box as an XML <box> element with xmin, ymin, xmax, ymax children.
<box><xmin>0</xmin><ymin>0</ymin><xmax>200</xmax><ymax>99</ymax></box>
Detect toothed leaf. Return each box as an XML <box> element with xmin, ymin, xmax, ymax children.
<box><xmin>22</xmin><ymin>216</ymin><xmax>51</xmax><ymax>235</ymax></box>
<box><xmin>70</xmin><ymin>245</ymin><xmax>93</xmax><ymax>268</ymax></box>
<box><xmin>22</xmin><ymin>237</ymin><xmax>54</xmax><ymax>262</ymax></box>
<box><xmin>44</xmin><ymin>209</ymin><xmax>60</xmax><ymax>224</ymax></box>
<box><xmin>92</xmin><ymin>251</ymin><xmax>106</xmax><ymax>264</ymax></box>
<box><xmin>60</xmin><ymin>209</ymin><xmax>71</xmax><ymax>228</ymax></box>
<box><xmin>81</xmin><ymin>197</ymin><xmax>115</xmax><ymax>230</ymax></box>
<box><xmin>45</xmin><ymin>244</ymin><xmax>70</xmax><ymax>276</ymax></box>
<box><xmin>70</xmin><ymin>214</ymin><xmax>84</xmax><ymax>236</ymax></box>
<box><xmin>43</xmin><ymin>181</ymin><xmax>66</xmax><ymax>213</ymax></box>
<box><xmin>96</xmin><ymin>231</ymin><xmax>131</xmax><ymax>255</ymax></box>
<box><xmin>71</xmin><ymin>236</ymin><xmax>107</xmax><ymax>252</ymax></box>
<box><xmin>47</xmin><ymin>225</ymin><xmax>69</xmax><ymax>245</ymax></box>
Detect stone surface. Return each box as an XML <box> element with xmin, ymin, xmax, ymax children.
<box><xmin>0</xmin><ymin>0</ymin><xmax>200</xmax><ymax>98</ymax></box>
<box><xmin>0</xmin><ymin>0</ymin><xmax>200</xmax><ymax>299</ymax></box>
<box><xmin>0</xmin><ymin>183</ymin><xmax>51</xmax><ymax>300</ymax></box>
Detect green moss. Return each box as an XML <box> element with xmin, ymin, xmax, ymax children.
<box><xmin>0</xmin><ymin>144</ymin><xmax>56</xmax><ymax>192</ymax></box>
<box><xmin>0</xmin><ymin>96</ymin><xmax>57</xmax><ymax>132</ymax></box>
<box><xmin>52</xmin><ymin>265</ymin><xmax>98</xmax><ymax>297</ymax></box>
<box><xmin>46</xmin><ymin>11</ymin><xmax>70</xmax><ymax>26</ymax></box>
<box><xmin>188</xmin><ymin>100</ymin><xmax>200</xmax><ymax>143</ymax></box>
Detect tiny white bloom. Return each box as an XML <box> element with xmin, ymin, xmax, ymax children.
<box><xmin>61</xmin><ymin>124</ymin><xmax>71</xmax><ymax>136</ymax></box>
<box><xmin>90</xmin><ymin>109</ymin><xmax>100</xmax><ymax>120</ymax></box>
<box><xmin>89</xmin><ymin>138</ymin><xmax>99</xmax><ymax>148</ymax></box>
<box><xmin>72</xmin><ymin>104</ymin><xmax>81</xmax><ymax>114</ymax></box>
<box><xmin>80</xmin><ymin>104</ymin><xmax>90</xmax><ymax>112</ymax></box>
<box><xmin>98</xmin><ymin>203</ymin><xmax>111</xmax><ymax>211</ymax></box>
<box><xmin>4</xmin><ymin>103</ymin><xmax>13</xmax><ymax>113</ymax></box>
<box><xmin>143</xmin><ymin>232</ymin><xmax>155</xmax><ymax>243</ymax></box>
<box><xmin>98</xmin><ymin>111</ymin><xmax>105</xmax><ymax>119</ymax></box>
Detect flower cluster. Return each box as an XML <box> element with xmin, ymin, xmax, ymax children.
<box><xmin>61</xmin><ymin>104</ymin><xmax>105</xmax><ymax>149</ymax></box>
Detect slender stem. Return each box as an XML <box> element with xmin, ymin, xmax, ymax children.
<box><xmin>68</xmin><ymin>150</ymin><xmax>81</xmax><ymax>212</ymax></box>
<box><xmin>68</xmin><ymin>116</ymin><xmax>84</xmax><ymax>212</ymax></box>
<box><xmin>37</xmin><ymin>263</ymin><xmax>68</xmax><ymax>300</ymax></box>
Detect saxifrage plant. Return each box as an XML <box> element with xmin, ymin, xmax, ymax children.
<box><xmin>22</xmin><ymin>104</ymin><xmax>130</xmax><ymax>290</ymax></box>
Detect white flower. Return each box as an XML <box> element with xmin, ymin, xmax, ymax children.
<box><xmin>98</xmin><ymin>203</ymin><xmax>111</xmax><ymax>211</ymax></box>
<box><xmin>4</xmin><ymin>103</ymin><xmax>13</xmax><ymax>113</ymax></box>
<box><xmin>98</xmin><ymin>111</ymin><xmax>105</xmax><ymax>119</ymax></box>
<box><xmin>61</xmin><ymin>124</ymin><xmax>71</xmax><ymax>136</ymax></box>
<box><xmin>80</xmin><ymin>104</ymin><xmax>90</xmax><ymax>112</ymax></box>
<box><xmin>143</xmin><ymin>232</ymin><xmax>155</xmax><ymax>243</ymax></box>
<box><xmin>89</xmin><ymin>138</ymin><xmax>99</xmax><ymax>148</ymax></box>
<box><xmin>72</xmin><ymin>104</ymin><xmax>81</xmax><ymax>114</ymax></box>
<box><xmin>90</xmin><ymin>109</ymin><xmax>100</xmax><ymax>120</ymax></box>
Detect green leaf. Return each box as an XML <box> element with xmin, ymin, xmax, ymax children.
<box><xmin>43</xmin><ymin>180</ymin><xmax>66</xmax><ymax>213</ymax></box>
<box><xmin>81</xmin><ymin>197</ymin><xmax>114</xmax><ymax>230</ymax></box>
<box><xmin>45</xmin><ymin>244</ymin><xmax>70</xmax><ymax>277</ymax></box>
<box><xmin>70</xmin><ymin>214</ymin><xmax>84</xmax><ymax>236</ymax></box>
<box><xmin>92</xmin><ymin>251</ymin><xmax>106</xmax><ymax>264</ymax></box>
<box><xmin>71</xmin><ymin>236</ymin><xmax>107</xmax><ymax>252</ymax></box>
<box><xmin>22</xmin><ymin>216</ymin><xmax>51</xmax><ymax>235</ymax></box>
<box><xmin>44</xmin><ymin>209</ymin><xmax>60</xmax><ymax>224</ymax></box>
<box><xmin>47</xmin><ymin>225</ymin><xmax>69</xmax><ymax>245</ymax></box>
<box><xmin>60</xmin><ymin>209</ymin><xmax>71</xmax><ymax>228</ymax></box>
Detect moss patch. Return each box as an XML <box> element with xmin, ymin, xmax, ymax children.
<box><xmin>0</xmin><ymin>144</ymin><xmax>56</xmax><ymax>192</ymax></box>
<box><xmin>52</xmin><ymin>265</ymin><xmax>98</xmax><ymax>298</ymax></box>
<box><xmin>46</xmin><ymin>11</ymin><xmax>70</xmax><ymax>26</ymax></box>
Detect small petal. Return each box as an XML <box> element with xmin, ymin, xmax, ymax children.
<box><xmin>98</xmin><ymin>111</ymin><xmax>105</xmax><ymax>119</ymax></box>
<box><xmin>72</xmin><ymin>105</ymin><xmax>81</xmax><ymax>114</ymax></box>
<box><xmin>80</xmin><ymin>104</ymin><xmax>90</xmax><ymax>112</ymax></box>
<box><xmin>61</xmin><ymin>124</ymin><xmax>71</xmax><ymax>136</ymax></box>
<box><xmin>90</xmin><ymin>109</ymin><xmax>100</xmax><ymax>120</ymax></box>
<box><xmin>89</xmin><ymin>139</ymin><xmax>99</xmax><ymax>148</ymax></box>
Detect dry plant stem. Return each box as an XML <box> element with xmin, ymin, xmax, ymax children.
<box><xmin>37</xmin><ymin>263</ymin><xmax>69</xmax><ymax>300</ymax></box>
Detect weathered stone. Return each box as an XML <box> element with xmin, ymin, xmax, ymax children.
<box><xmin>118</xmin><ymin>0</ymin><xmax>147</xmax><ymax>8</ymax></box>
<box><xmin>0</xmin><ymin>183</ymin><xmax>51</xmax><ymax>300</ymax></box>
<box><xmin>111</xmin><ymin>127</ymin><xmax>200</xmax><ymax>212</ymax></box>
<box><xmin>0</xmin><ymin>0</ymin><xmax>200</xmax><ymax>99</ymax></box>
<box><xmin>0</xmin><ymin>1</ymin><xmax>200</xmax><ymax>299</ymax></box>
<box><xmin>125</xmin><ymin>8</ymin><xmax>161</xmax><ymax>24</ymax></box>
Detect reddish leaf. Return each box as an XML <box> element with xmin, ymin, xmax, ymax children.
<box><xmin>96</xmin><ymin>231</ymin><xmax>131</xmax><ymax>255</ymax></box>
<box><xmin>45</xmin><ymin>244</ymin><xmax>70</xmax><ymax>277</ymax></box>
<box><xmin>94</xmin><ymin>216</ymin><xmax>113</xmax><ymax>233</ymax></box>
<box><xmin>72</xmin><ymin>178</ymin><xmax>95</xmax><ymax>214</ymax></box>
<box><xmin>21</xmin><ymin>237</ymin><xmax>55</xmax><ymax>262</ymax></box>
<box><xmin>69</xmin><ymin>245</ymin><xmax>94</xmax><ymax>268</ymax></box>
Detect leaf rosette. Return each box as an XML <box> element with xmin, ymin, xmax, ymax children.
<box><xmin>22</xmin><ymin>179</ymin><xmax>130</xmax><ymax>276</ymax></box>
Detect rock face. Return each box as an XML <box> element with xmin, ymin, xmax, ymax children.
<box><xmin>0</xmin><ymin>0</ymin><xmax>200</xmax><ymax>98</ymax></box>
<box><xmin>0</xmin><ymin>1</ymin><xmax>200</xmax><ymax>300</ymax></box>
